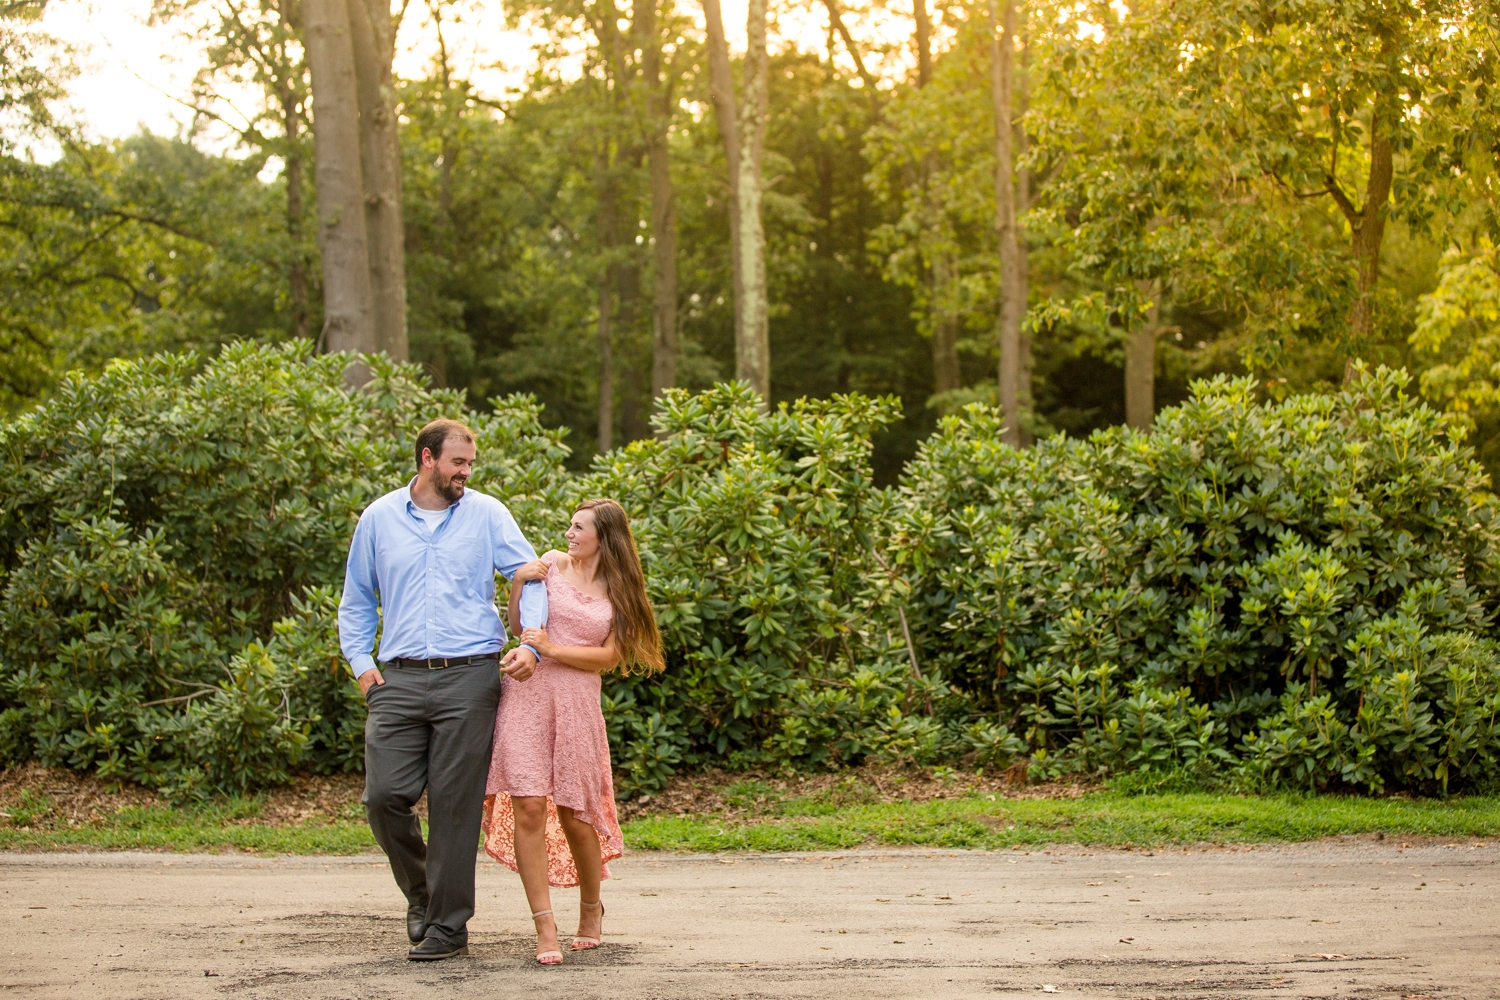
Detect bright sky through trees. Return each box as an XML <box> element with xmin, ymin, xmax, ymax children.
<box><xmin>42</xmin><ymin>0</ymin><xmax>925</xmax><ymax>147</ymax></box>
<box><xmin>41</xmin><ymin>0</ymin><xmax>534</xmax><ymax>143</ymax></box>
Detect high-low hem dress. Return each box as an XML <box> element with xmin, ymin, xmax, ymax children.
<box><xmin>482</xmin><ymin>553</ymin><xmax>624</xmax><ymax>888</ymax></box>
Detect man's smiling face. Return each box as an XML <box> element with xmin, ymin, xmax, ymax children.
<box><xmin>426</xmin><ymin>434</ymin><xmax>477</xmax><ymax>502</ymax></box>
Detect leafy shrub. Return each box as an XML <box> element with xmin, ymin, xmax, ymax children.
<box><xmin>889</xmin><ymin>366</ymin><xmax>1500</xmax><ymax>791</ymax></box>
<box><xmin>580</xmin><ymin>382</ymin><xmax>924</xmax><ymax>792</ymax></box>
<box><xmin>1</xmin><ymin>350</ymin><xmax>1496</xmax><ymax>797</ymax></box>
<box><xmin>0</xmin><ymin>342</ymin><xmax>570</xmax><ymax>795</ymax></box>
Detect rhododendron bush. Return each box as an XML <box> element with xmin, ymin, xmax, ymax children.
<box><xmin>1</xmin><ymin>346</ymin><xmax>1495</xmax><ymax>797</ymax></box>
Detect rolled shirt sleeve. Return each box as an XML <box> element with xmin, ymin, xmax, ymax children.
<box><xmin>518</xmin><ymin>580</ymin><xmax>547</xmax><ymax>630</ymax></box>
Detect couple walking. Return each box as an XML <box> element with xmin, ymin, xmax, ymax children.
<box><xmin>338</xmin><ymin>418</ymin><xmax>663</xmax><ymax>963</ymax></box>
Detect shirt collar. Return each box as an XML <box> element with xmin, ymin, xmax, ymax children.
<box><xmin>403</xmin><ymin>477</ymin><xmax>464</xmax><ymax>514</ymax></box>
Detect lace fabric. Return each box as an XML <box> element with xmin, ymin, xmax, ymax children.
<box><xmin>482</xmin><ymin>554</ymin><xmax>624</xmax><ymax>887</ymax></box>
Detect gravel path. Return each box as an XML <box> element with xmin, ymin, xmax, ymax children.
<box><xmin>2</xmin><ymin>840</ymin><xmax>1496</xmax><ymax>999</ymax></box>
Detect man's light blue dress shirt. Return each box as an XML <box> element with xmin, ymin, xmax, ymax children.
<box><xmin>339</xmin><ymin>482</ymin><xmax>548</xmax><ymax>678</ymax></box>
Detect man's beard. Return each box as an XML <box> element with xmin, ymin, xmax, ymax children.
<box><xmin>435</xmin><ymin>473</ymin><xmax>466</xmax><ymax>503</ymax></box>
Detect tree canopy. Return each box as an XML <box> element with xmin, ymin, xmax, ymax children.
<box><xmin>5</xmin><ymin>0</ymin><xmax>1500</xmax><ymax>475</ymax></box>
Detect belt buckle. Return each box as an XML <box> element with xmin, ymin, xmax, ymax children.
<box><xmin>431</xmin><ymin>658</ymin><xmax>447</xmax><ymax>670</ymax></box>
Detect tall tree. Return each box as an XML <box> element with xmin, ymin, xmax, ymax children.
<box><xmin>1124</xmin><ymin>278</ymin><xmax>1160</xmax><ymax>429</ymax></box>
<box><xmin>349</xmin><ymin>0</ymin><xmax>410</xmax><ymax>360</ymax></box>
<box><xmin>912</xmin><ymin>0</ymin><xmax>961</xmax><ymax>398</ymax></box>
<box><xmin>1013</xmin><ymin>21</ymin><xmax>1032</xmax><ymax>443</ymax></box>
<box><xmin>701</xmin><ymin>0</ymin><xmax>771</xmax><ymax>401</ymax></box>
<box><xmin>912</xmin><ymin>0</ymin><xmax>932</xmax><ymax>85</ymax></box>
<box><xmin>592</xmin><ymin>0</ymin><xmax>637</xmax><ymax>451</ymax></box>
<box><xmin>596</xmin><ymin>141</ymin><xmax>618</xmax><ymax>453</ymax></box>
<box><xmin>303</xmin><ymin>0</ymin><xmax>375</xmax><ymax>360</ymax></box>
<box><xmin>988</xmin><ymin>0</ymin><xmax>1023</xmax><ymax>444</ymax></box>
<box><xmin>700</xmin><ymin>0</ymin><xmax>742</xmax><ymax>384</ymax></box>
<box><xmin>278</xmin><ymin>0</ymin><xmax>312</xmax><ymax>343</ymax></box>
<box><xmin>638</xmin><ymin>0</ymin><xmax>679</xmax><ymax>399</ymax></box>
<box><xmin>1030</xmin><ymin>0</ymin><xmax>1370</xmax><ymax>427</ymax></box>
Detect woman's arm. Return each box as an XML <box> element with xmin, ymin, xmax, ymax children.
<box><xmin>507</xmin><ymin>580</ymin><xmax>524</xmax><ymax>635</ymax></box>
<box><xmin>520</xmin><ymin>627</ymin><xmax>620</xmax><ymax>674</ymax></box>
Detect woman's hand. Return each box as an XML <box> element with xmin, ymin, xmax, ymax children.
<box><xmin>521</xmin><ymin>626</ymin><xmax>554</xmax><ymax>659</ymax></box>
<box><xmin>513</xmin><ymin>558</ymin><xmax>550</xmax><ymax>584</ymax></box>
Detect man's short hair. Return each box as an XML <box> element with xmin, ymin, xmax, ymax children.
<box><xmin>414</xmin><ymin>418</ymin><xmax>475</xmax><ymax>470</ymax></box>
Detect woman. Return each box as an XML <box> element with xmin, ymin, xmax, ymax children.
<box><xmin>482</xmin><ymin>498</ymin><xmax>665</xmax><ymax>965</ymax></box>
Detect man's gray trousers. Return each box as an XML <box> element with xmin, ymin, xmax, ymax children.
<box><xmin>363</xmin><ymin>660</ymin><xmax>502</xmax><ymax>946</ymax></box>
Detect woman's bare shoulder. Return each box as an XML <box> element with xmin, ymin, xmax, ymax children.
<box><xmin>542</xmin><ymin>550</ymin><xmax>568</xmax><ymax>567</ymax></box>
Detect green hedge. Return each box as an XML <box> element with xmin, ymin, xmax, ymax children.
<box><xmin>0</xmin><ymin>345</ymin><xmax>1496</xmax><ymax>798</ymax></box>
<box><xmin>0</xmin><ymin>343</ymin><xmax>570</xmax><ymax>798</ymax></box>
<box><xmin>890</xmin><ymin>370</ymin><xmax>1500</xmax><ymax>793</ymax></box>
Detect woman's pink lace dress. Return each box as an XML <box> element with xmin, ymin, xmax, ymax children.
<box><xmin>483</xmin><ymin>554</ymin><xmax>623</xmax><ymax>887</ymax></box>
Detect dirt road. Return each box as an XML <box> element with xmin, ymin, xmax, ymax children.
<box><xmin>2</xmin><ymin>840</ymin><xmax>1496</xmax><ymax>999</ymax></box>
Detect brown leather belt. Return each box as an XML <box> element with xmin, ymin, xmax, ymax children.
<box><xmin>382</xmin><ymin>654</ymin><xmax>500</xmax><ymax>670</ymax></box>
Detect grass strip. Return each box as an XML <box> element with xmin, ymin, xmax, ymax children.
<box><xmin>2</xmin><ymin>791</ymin><xmax>1498</xmax><ymax>854</ymax></box>
<box><xmin>623</xmin><ymin>792</ymin><xmax>1500</xmax><ymax>853</ymax></box>
<box><xmin>0</xmin><ymin>803</ymin><xmax>377</xmax><ymax>853</ymax></box>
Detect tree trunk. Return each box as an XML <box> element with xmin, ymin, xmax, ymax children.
<box><xmin>822</xmin><ymin>0</ymin><xmax>881</xmax><ymax>109</ymax></box>
<box><xmin>616</xmin><ymin>261</ymin><xmax>649</xmax><ymax>441</ymax></box>
<box><xmin>281</xmin><ymin>83</ymin><xmax>309</xmax><ymax>342</ymax></box>
<box><xmin>1345</xmin><ymin>124</ymin><xmax>1393</xmax><ymax>343</ymax></box>
<box><xmin>989</xmin><ymin>0</ymin><xmax>1022</xmax><ymax>446</ymax></box>
<box><xmin>930</xmin><ymin>252</ymin><xmax>961</xmax><ymax>393</ymax></box>
<box><xmin>430</xmin><ymin>15</ymin><xmax>457</xmax><ymax>223</ymax></box>
<box><xmin>913</xmin><ymin>0</ymin><xmax>960</xmax><ymax>401</ymax></box>
<box><xmin>274</xmin><ymin>0</ymin><xmax>310</xmax><ymax>343</ymax></box>
<box><xmin>596</xmin><ymin>125</ymin><xmax>621</xmax><ymax>453</ymax></box>
<box><xmin>913</xmin><ymin>0</ymin><xmax>932</xmax><ymax>87</ymax></box>
<box><xmin>597</xmin><ymin>274</ymin><xmax>615</xmax><ymax>454</ymax></box>
<box><xmin>641</xmin><ymin>0</ymin><xmax>678</xmax><ymax>398</ymax></box>
<box><xmin>700</xmin><ymin>0</ymin><xmax>745</xmax><ymax>385</ymax></box>
<box><xmin>1016</xmin><ymin>18</ymin><xmax>1032</xmax><ymax>445</ymax></box>
<box><xmin>735</xmin><ymin>0</ymin><xmax>771</xmax><ymax>403</ymax></box>
<box><xmin>1125</xmin><ymin>279</ymin><xmax>1160</xmax><ymax>430</ymax></box>
<box><xmin>303</xmin><ymin>0</ymin><xmax>375</xmax><ymax>370</ymax></box>
<box><xmin>647</xmin><ymin>133</ymin><xmax>678</xmax><ymax>398</ymax></box>
<box><xmin>348</xmin><ymin>0</ymin><xmax>407</xmax><ymax>361</ymax></box>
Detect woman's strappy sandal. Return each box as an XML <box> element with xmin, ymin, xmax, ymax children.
<box><xmin>531</xmin><ymin>909</ymin><xmax>563</xmax><ymax>965</ymax></box>
<box><xmin>572</xmin><ymin>899</ymin><xmax>604</xmax><ymax>950</ymax></box>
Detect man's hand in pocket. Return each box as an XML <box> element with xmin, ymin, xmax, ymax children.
<box><xmin>358</xmin><ymin>667</ymin><xmax>386</xmax><ymax>696</ymax></box>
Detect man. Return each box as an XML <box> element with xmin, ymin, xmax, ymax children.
<box><xmin>339</xmin><ymin>418</ymin><xmax>547</xmax><ymax>961</ymax></box>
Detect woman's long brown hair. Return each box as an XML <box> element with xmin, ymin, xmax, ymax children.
<box><xmin>575</xmin><ymin>498</ymin><xmax>665</xmax><ymax>675</ymax></box>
